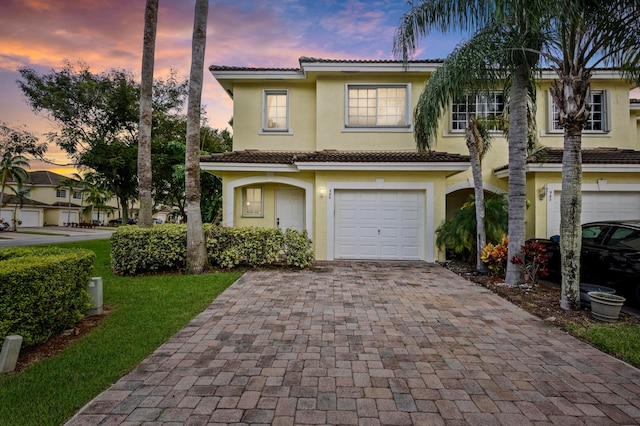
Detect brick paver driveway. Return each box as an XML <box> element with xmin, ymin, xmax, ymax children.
<box><xmin>67</xmin><ymin>262</ymin><xmax>640</xmax><ymax>425</ymax></box>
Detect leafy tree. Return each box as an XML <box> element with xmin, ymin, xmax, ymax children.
<box><xmin>17</xmin><ymin>62</ymin><xmax>188</xmax><ymax>224</ymax></box>
<box><xmin>138</xmin><ymin>0</ymin><xmax>159</xmax><ymax>228</ymax></box>
<box><xmin>0</xmin><ymin>153</ymin><xmax>30</xmax><ymax>209</ymax></box>
<box><xmin>185</xmin><ymin>0</ymin><xmax>209</xmax><ymax>274</ymax></box>
<box><xmin>201</xmin><ymin>127</ymin><xmax>233</xmax><ymax>153</ymax></box>
<box><xmin>395</xmin><ymin>0</ymin><xmax>545</xmax><ymax>285</ymax></box>
<box><xmin>0</xmin><ymin>122</ymin><xmax>47</xmax><ymax>160</ymax></box>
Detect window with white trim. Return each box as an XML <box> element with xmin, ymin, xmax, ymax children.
<box><xmin>550</xmin><ymin>90</ymin><xmax>608</xmax><ymax>132</ymax></box>
<box><xmin>263</xmin><ymin>90</ymin><xmax>289</xmax><ymax>131</ymax></box>
<box><xmin>451</xmin><ymin>92</ymin><xmax>504</xmax><ymax>131</ymax></box>
<box><xmin>346</xmin><ymin>84</ymin><xmax>409</xmax><ymax>127</ymax></box>
<box><xmin>242</xmin><ymin>186</ymin><xmax>263</xmax><ymax>217</ymax></box>
<box><xmin>73</xmin><ymin>190</ymin><xmax>82</xmax><ymax>200</ymax></box>
<box><xmin>56</xmin><ymin>189</ymin><xmax>66</xmax><ymax>199</ymax></box>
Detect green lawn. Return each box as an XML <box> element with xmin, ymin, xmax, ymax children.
<box><xmin>566</xmin><ymin>322</ymin><xmax>640</xmax><ymax>367</ymax></box>
<box><xmin>0</xmin><ymin>239</ymin><xmax>240</xmax><ymax>426</ymax></box>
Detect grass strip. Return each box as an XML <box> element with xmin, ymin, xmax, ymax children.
<box><xmin>0</xmin><ymin>239</ymin><xmax>240</xmax><ymax>426</ymax></box>
<box><xmin>566</xmin><ymin>322</ymin><xmax>640</xmax><ymax>367</ymax></box>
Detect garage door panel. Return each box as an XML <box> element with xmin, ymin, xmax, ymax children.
<box><xmin>548</xmin><ymin>191</ymin><xmax>640</xmax><ymax>237</ymax></box>
<box><xmin>20</xmin><ymin>210</ymin><xmax>40</xmax><ymax>227</ymax></box>
<box><xmin>335</xmin><ymin>189</ymin><xmax>425</xmax><ymax>260</ymax></box>
<box><xmin>359</xmin><ymin>209</ymin><xmax>378</xmax><ymax>220</ymax></box>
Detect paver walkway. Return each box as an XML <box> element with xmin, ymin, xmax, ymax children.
<box><xmin>67</xmin><ymin>262</ymin><xmax>640</xmax><ymax>425</ymax></box>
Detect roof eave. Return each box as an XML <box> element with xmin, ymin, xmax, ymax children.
<box><xmin>495</xmin><ymin>163</ymin><xmax>640</xmax><ymax>178</ymax></box>
<box><xmin>295</xmin><ymin>162</ymin><xmax>469</xmax><ymax>171</ymax></box>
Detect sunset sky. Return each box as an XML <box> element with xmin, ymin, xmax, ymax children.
<box><xmin>0</xmin><ymin>0</ymin><xmax>465</xmax><ymax>175</ymax></box>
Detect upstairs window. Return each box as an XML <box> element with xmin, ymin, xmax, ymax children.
<box><xmin>56</xmin><ymin>189</ymin><xmax>66</xmax><ymax>199</ymax></box>
<box><xmin>73</xmin><ymin>190</ymin><xmax>82</xmax><ymax>200</ymax></box>
<box><xmin>550</xmin><ymin>90</ymin><xmax>608</xmax><ymax>132</ymax></box>
<box><xmin>263</xmin><ymin>90</ymin><xmax>289</xmax><ymax>132</ymax></box>
<box><xmin>242</xmin><ymin>186</ymin><xmax>263</xmax><ymax>217</ymax></box>
<box><xmin>346</xmin><ymin>85</ymin><xmax>409</xmax><ymax>128</ymax></box>
<box><xmin>451</xmin><ymin>92</ymin><xmax>504</xmax><ymax>131</ymax></box>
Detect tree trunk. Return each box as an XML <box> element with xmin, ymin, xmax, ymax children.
<box><xmin>120</xmin><ymin>195</ymin><xmax>129</xmax><ymax>226</ymax></box>
<box><xmin>137</xmin><ymin>0</ymin><xmax>158</xmax><ymax>228</ymax></box>
<box><xmin>185</xmin><ymin>0</ymin><xmax>209</xmax><ymax>274</ymax></box>
<box><xmin>559</xmin><ymin>128</ymin><xmax>582</xmax><ymax>309</ymax></box>
<box><xmin>551</xmin><ymin>70</ymin><xmax>590</xmax><ymax>310</ymax></box>
<box><xmin>505</xmin><ymin>64</ymin><xmax>529</xmax><ymax>286</ymax></box>
<box><xmin>466</xmin><ymin>117</ymin><xmax>486</xmax><ymax>273</ymax></box>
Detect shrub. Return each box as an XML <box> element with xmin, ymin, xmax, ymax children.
<box><xmin>111</xmin><ymin>224</ymin><xmax>314</xmax><ymax>275</ymax></box>
<box><xmin>480</xmin><ymin>237</ymin><xmax>509</xmax><ymax>277</ymax></box>
<box><xmin>283</xmin><ymin>228</ymin><xmax>314</xmax><ymax>268</ymax></box>
<box><xmin>436</xmin><ymin>194</ymin><xmax>508</xmax><ymax>260</ymax></box>
<box><xmin>0</xmin><ymin>247</ymin><xmax>95</xmax><ymax>347</ymax></box>
<box><xmin>110</xmin><ymin>224</ymin><xmax>187</xmax><ymax>275</ymax></box>
<box><xmin>511</xmin><ymin>240</ymin><xmax>550</xmax><ymax>284</ymax></box>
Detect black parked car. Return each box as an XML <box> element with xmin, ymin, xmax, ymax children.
<box><xmin>532</xmin><ymin>220</ymin><xmax>640</xmax><ymax>305</ymax></box>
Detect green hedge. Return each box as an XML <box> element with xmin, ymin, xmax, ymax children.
<box><xmin>110</xmin><ymin>224</ymin><xmax>314</xmax><ymax>275</ymax></box>
<box><xmin>0</xmin><ymin>247</ymin><xmax>95</xmax><ymax>347</ymax></box>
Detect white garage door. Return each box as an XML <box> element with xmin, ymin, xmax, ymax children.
<box><xmin>19</xmin><ymin>210</ymin><xmax>40</xmax><ymax>227</ymax></box>
<box><xmin>547</xmin><ymin>191</ymin><xmax>640</xmax><ymax>237</ymax></box>
<box><xmin>0</xmin><ymin>209</ymin><xmax>12</xmax><ymax>224</ymax></box>
<box><xmin>59</xmin><ymin>210</ymin><xmax>79</xmax><ymax>226</ymax></box>
<box><xmin>334</xmin><ymin>190</ymin><xmax>424</xmax><ymax>260</ymax></box>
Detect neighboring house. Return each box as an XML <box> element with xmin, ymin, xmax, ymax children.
<box><xmin>201</xmin><ymin>57</ymin><xmax>640</xmax><ymax>262</ymax></box>
<box><xmin>1</xmin><ymin>171</ymin><xmax>122</xmax><ymax>226</ymax></box>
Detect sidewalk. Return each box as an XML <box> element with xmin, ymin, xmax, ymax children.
<box><xmin>66</xmin><ymin>262</ymin><xmax>640</xmax><ymax>425</ymax></box>
<box><xmin>0</xmin><ymin>226</ymin><xmax>115</xmax><ymax>247</ymax></box>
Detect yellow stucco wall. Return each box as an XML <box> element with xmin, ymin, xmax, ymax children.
<box><xmin>212</xmin><ymin>65</ymin><xmax>639</xmax><ymax>262</ymax></box>
<box><xmin>231</xmin><ymin>83</ymin><xmax>316</xmax><ymax>151</ymax></box>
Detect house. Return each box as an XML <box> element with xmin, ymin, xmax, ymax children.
<box><xmin>1</xmin><ymin>171</ymin><xmax>121</xmax><ymax>226</ymax></box>
<box><xmin>201</xmin><ymin>57</ymin><xmax>640</xmax><ymax>262</ymax></box>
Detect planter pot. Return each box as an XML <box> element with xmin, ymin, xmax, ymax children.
<box><xmin>588</xmin><ymin>291</ymin><xmax>626</xmax><ymax>322</ymax></box>
<box><xmin>580</xmin><ymin>283</ymin><xmax>616</xmax><ymax>308</ymax></box>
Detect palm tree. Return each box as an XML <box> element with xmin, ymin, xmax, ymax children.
<box><xmin>56</xmin><ymin>176</ymin><xmax>79</xmax><ymax>225</ymax></box>
<box><xmin>184</xmin><ymin>0</ymin><xmax>209</xmax><ymax>274</ymax></box>
<box><xmin>138</xmin><ymin>0</ymin><xmax>159</xmax><ymax>228</ymax></box>
<box><xmin>394</xmin><ymin>0</ymin><xmax>545</xmax><ymax>285</ymax></box>
<box><xmin>404</xmin><ymin>38</ymin><xmax>500</xmax><ymax>272</ymax></box>
<box><xmin>0</xmin><ymin>152</ymin><xmax>29</xmax><ymax>209</ymax></box>
<box><xmin>9</xmin><ymin>183</ymin><xmax>30</xmax><ymax>231</ymax></box>
<box><xmin>82</xmin><ymin>178</ymin><xmax>110</xmax><ymax>225</ymax></box>
<box><xmin>544</xmin><ymin>1</ymin><xmax>640</xmax><ymax>308</ymax></box>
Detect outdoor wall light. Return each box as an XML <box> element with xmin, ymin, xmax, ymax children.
<box><xmin>319</xmin><ymin>186</ymin><xmax>326</xmax><ymax>198</ymax></box>
<box><xmin>538</xmin><ymin>184</ymin><xmax>547</xmax><ymax>200</ymax></box>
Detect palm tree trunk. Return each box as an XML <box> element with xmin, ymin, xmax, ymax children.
<box><xmin>505</xmin><ymin>64</ymin><xmax>529</xmax><ymax>286</ymax></box>
<box><xmin>137</xmin><ymin>0</ymin><xmax>158</xmax><ymax>228</ymax></box>
<box><xmin>466</xmin><ymin>118</ymin><xmax>486</xmax><ymax>273</ymax></box>
<box><xmin>185</xmin><ymin>0</ymin><xmax>209</xmax><ymax>273</ymax></box>
<box><xmin>559</xmin><ymin>128</ymin><xmax>583</xmax><ymax>309</ymax></box>
<box><xmin>67</xmin><ymin>190</ymin><xmax>72</xmax><ymax>225</ymax></box>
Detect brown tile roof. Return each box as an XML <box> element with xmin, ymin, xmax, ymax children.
<box><xmin>50</xmin><ymin>201</ymin><xmax>83</xmax><ymax>208</ymax></box>
<box><xmin>210</xmin><ymin>57</ymin><xmax>444</xmax><ymax>73</ymax></box>
<box><xmin>494</xmin><ymin>147</ymin><xmax>640</xmax><ymax>172</ymax></box>
<box><xmin>201</xmin><ymin>150</ymin><xmax>470</xmax><ymax>164</ymax></box>
<box><xmin>6</xmin><ymin>170</ymin><xmax>78</xmax><ymax>186</ymax></box>
<box><xmin>298</xmin><ymin>57</ymin><xmax>444</xmax><ymax>65</ymax></box>
<box><xmin>0</xmin><ymin>194</ymin><xmax>49</xmax><ymax>207</ymax></box>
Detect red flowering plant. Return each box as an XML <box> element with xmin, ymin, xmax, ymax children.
<box><xmin>480</xmin><ymin>237</ymin><xmax>509</xmax><ymax>278</ymax></box>
<box><xmin>510</xmin><ymin>241</ymin><xmax>551</xmax><ymax>284</ymax></box>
